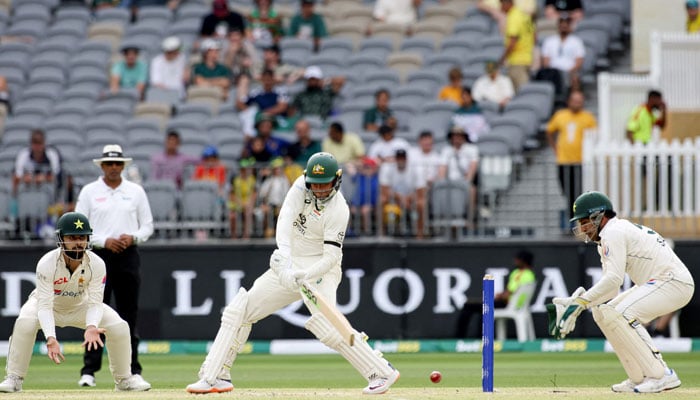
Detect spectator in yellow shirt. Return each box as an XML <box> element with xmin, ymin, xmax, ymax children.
<box><xmin>687</xmin><ymin>0</ymin><xmax>699</xmax><ymax>33</ymax></box>
<box><xmin>626</xmin><ymin>90</ymin><xmax>666</xmax><ymax>145</ymax></box>
<box><xmin>546</xmin><ymin>91</ymin><xmax>596</xmax><ymax>220</ymax></box>
<box><xmin>438</xmin><ymin>67</ymin><xmax>464</xmax><ymax>105</ymax></box>
<box><xmin>498</xmin><ymin>0</ymin><xmax>535</xmax><ymax>91</ymax></box>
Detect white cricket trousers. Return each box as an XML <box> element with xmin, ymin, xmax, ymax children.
<box><xmin>243</xmin><ymin>266</ymin><xmax>342</xmax><ymax>323</ymax></box>
<box><xmin>5</xmin><ymin>297</ymin><xmax>133</xmax><ymax>381</ymax></box>
<box><xmin>608</xmin><ymin>270</ymin><xmax>694</xmax><ymax>323</ymax></box>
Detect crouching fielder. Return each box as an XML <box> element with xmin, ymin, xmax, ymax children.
<box><xmin>0</xmin><ymin>212</ymin><xmax>151</xmax><ymax>393</ymax></box>
<box><xmin>549</xmin><ymin>191</ymin><xmax>694</xmax><ymax>393</ymax></box>
<box><xmin>186</xmin><ymin>152</ymin><xmax>399</xmax><ymax>395</ymax></box>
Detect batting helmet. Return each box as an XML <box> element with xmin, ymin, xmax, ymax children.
<box><xmin>570</xmin><ymin>191</ymin><xmax>614</xmax><ymax>222</ymax></box>
<box><xmin>304</xmin><ymin>152</ymin><xmax>342</xmax><ymax>202</ymax></box>
<box><xmin>56</xmin><ymin>212</ymin><xmax>93</xmax><ymax>237</ymax></box>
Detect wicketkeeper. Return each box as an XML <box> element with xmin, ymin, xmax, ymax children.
<box><xmin>0</xmin><ymin>212</ymin><xmax>151</xmax><ymax>393</ymax></box>
<box><xmin>186</xmin><ymin>152</ymin><xmax>399</xmax><ymax>395</ymax></box>
<box><xmin>547</xmin><ymin>191</ymin><xmax>694</xmax><ymax>393</ymax></box>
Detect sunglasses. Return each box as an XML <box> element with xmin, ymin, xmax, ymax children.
<box><xmin>102</xmin><ymin>161</ymin><xmax>125</xmax><ymax>166</ymax></box>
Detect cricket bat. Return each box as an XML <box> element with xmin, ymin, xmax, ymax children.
<box><xmin>300</xmin><ymin>281</ymin><xmax>355</xmax><ymax>346</ymax></box>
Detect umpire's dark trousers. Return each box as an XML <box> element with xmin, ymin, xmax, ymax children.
<box><xmin>81</xmin><ymin>246</ymin><xmax>142</xmax><ymax>376</ymax></box>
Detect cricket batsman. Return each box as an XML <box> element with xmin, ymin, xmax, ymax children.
<box><xmin>548</xmin><ymin>191</ymin><xmax>694</xmax><ymax>393</ymax></box>
<box><xmin>186</xmin><ymin>152</ymin><xmax>399</xmax><ymax>395</ymax></box>
<box><xmin>0</xmin><ymin>212</ymin><xmax>151</xmax><ymax>392</ymax></box>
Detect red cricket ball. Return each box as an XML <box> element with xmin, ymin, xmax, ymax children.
<box><xmin>430</xmin><ymin>370</ymin><xmax>442</xmax><ymax>384</ymax></box>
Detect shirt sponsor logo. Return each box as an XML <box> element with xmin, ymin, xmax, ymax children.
<box><xmin>54</xmin><ymin>277</ymin><xmax>68</xmax><ymax>285</ymax></box>
<box><xmin>96</xmin><ymin>197</ymin><xmax>107</xmax><ymax>202</ymax></box>
<box><xmin>293</xmin><ymin>213</ymin><xmax>307</xmax><ymax>235</ymax></box>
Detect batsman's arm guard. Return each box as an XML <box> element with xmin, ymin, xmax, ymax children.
<box><xmin>304</xmin><ymin>244</ymin><xmax>342</xmax><ymax>280</ymax></box>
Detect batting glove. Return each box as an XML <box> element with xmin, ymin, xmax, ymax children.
<box><xmin>269</xmin><ymin>249</ymin><xmax>291</xmax><ymax>273</ymax></box>
<box><xmin>278</xmin><ymin>268</ymin><xmax>307</xmax><ymax>291</ymax></box>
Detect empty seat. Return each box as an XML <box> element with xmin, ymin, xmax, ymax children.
<box><xmin>430</xmin><ymin>180</ymin><xmax>471</xmax><ymax>238</ymax></box>
<box><xmin>412</xmin><ymin>20</ymin><xmax>452</xmax><ymax>46</ymax></box>
<box><xmin>399</xmin><ymin>36</ymin><xmax>437</xmax><ymax>60</ymax></box>
<box><xmin>143</xmin><ymin>180</ymin><xmax>179</xmax><ymax>235</ymax></box>
<box><xmin>407</xmin><ymin>68</ymin><xmax>448</xmax><ymax>91</ymax></box>
<box><xmin>386</xmin><ymin>52</ymin><xmax>423</xmax><ymax>83</ymax></box>
<box><xmin>318</xmin><ymin>37</ymin><xmax>354</xmax><ymax>58</ymax></box>
<box><xmin>180</xmin><ymin>180</ymin><xmax>225</xmax><ymax>232</ymax></box>
<box><xmin>95</xmin><ymin>7</ymin><xmax>131</xmax><ymax>26</ymax></box>
<box><xmin>347</xmin><ymin>53</ymin><xmax>386</xmax><ymax>73</ymax></box>
<box><xmin>364</xmin><ymin>69</ymin><xmax>400</xmax><ymax>88</ymax></box>
<box><xmin>176</xmin><ymin>102</ymin><xmax>213</xmax><ymax>125</ymax></box>
<box><xmin>206</xmin><ymin>116</ymin><xmax>244</xmax><ymax>145</ymax></box>
<box><xmin>358</xmin><ymin>36</ymin><xmax>394</xmax><ymax>59</ymax></box>
<box><xmin>126</xmin><ymin>118</ymin><xmax>162</xmax><ymax>144</ymax></box>
<box><xmin>146</xmin><ymin>87</ymin><xmax>181</xmax><ymax>106</ymax></box>
<box><xmin>134</xmin><ymin>102</ymin><xmax>172</xmax><ymax>129</ymax></box>
<box><xmin>493</xmin><ymin>282</ymin><xmax>536</xmax><ymax>342</ymax></box>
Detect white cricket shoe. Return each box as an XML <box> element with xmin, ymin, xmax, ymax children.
<box><xmin>115</xmin><ymin>374</ymin><xmax>151</xmax><ymax>391</ymax></box>
<box><xmin>78</xmin><ymin>374</ymin><xmax>96</xmax><ymax>387</ymax></box>
<box><xmin>0</xmin><ymin>375</ymin><xmax>23</xmax><ymax>393</ymax></box>
<box><xmin>634</xmin><ymin>369</ymin><xmax>681</xmax><ymax>393</ymax></box>
<box><xmin>185</xmin><ymin>378</ymin><xmax>234</xmax><ymax>394</ymax></box>
<box><xmin>362</xmin><ymin>368</ymin><xmax>400</xmax><ymax>395</ymax></box>
<box><xmin>611</xmin><ymin>378</ymin><xmax>637</xmax><ymax>393</ymax></box>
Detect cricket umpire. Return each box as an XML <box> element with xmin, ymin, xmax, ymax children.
<box><xmin>75</xmin><ymin>144</ymin><xmax>154</xmax><ymax>388</ymax></box>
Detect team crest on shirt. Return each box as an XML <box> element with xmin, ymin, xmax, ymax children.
<box><xmin>603</xmin><ymin>244</ymin><xmax>610</xmax><ymax>257</ymax></box>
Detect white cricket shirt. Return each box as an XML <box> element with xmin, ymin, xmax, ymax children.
<box><xmin>585</xmin><ymin>217</ymin><xmax>695</xmax><ymax>303</ymax></box>
<box><xmin>75</xmin><ymin>178</ymin><xmax>154</xmax><ymax>248</ymax></box>
<box><xmin>31</xmin><ymin>248</ymin><xmax>106</xmax><ymax>338</ymax></box>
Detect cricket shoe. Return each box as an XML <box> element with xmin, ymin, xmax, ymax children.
<box><xmin>78</xmin><ymin>374</ymin><xmax>96</xmax><ymax>387</ymax></box>
<box><xmin>362</xmin><ymin>368</ymin><xmax>400</xmax><ymax>395</ymax></box>
<box><xmin>611</xmin><ymin>378</ymin><xmax>637</xmax><ymax>393</ymax></box>
<box><xmin>634</xmin><ymin>369</ymin><xmax>681</xmax><ymax>393</ymax></box>
<box><xmin>115</xmin><ymin>374</ymin><xmax>151</xmax><ymax>391</ymax></box>
<box><xmin>0</xmin><ymin>375</ymin><xmax>23</xmax><ymax>393</ymax></box>
<box><xmin>186</xmin><ymin>378</ymin><xmax>234</xmax><ymax>394</ymax></box>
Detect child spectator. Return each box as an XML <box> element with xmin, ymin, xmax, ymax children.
<box><xmin>228</xmin><ymin>157</ymin><xmax>257</xmax><ymax>239</ymax></box>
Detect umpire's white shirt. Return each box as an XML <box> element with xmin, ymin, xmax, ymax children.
<box><xmin>75</xmin><ymin>177</ymin><xmax>154</xmax><ymax>248</ymax></box>
<box><xmin>275</xmin><ymin>176</ymin><xmax>349</xmax><ymax>277</ymax></box>
<box><xmin>586</xmin><ymin>217</ymin><xmax>695</xmax><ymax>302</ymax></box>
<box><xmin>31</xmin><ymin>248</ymin><xmax>107</xmax><ymax>338</ymax></box>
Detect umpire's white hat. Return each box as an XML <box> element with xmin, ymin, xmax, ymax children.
<box><xmin>93</xmin><ymin>144</ymin><xmax>132</xmax><ymax>166</ymax></box>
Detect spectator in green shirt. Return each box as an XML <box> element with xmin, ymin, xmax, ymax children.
<box><xmin>363</xmin><ymin>89</ymin><xmax>394</xmax><ymax>133</ymax></box>
<box><xmin>110</xmin><ymin>45</ymin><xmax>148</xmax><ymax>99</ymax></box>
<box><xmin>626</xmin><ymin>90</ymin><xmax>667</xmax><ymax>144</ymax></box>
<box><xmin>455</xmin><ymin>250</ymin><xmax>536</xmax><ymax>338</ymax></box>
<box><xmin>288</xmin><ymin>0</ymin><xmax>328</xmax><ymax>52</ymax></box>
<box><xmin>192</xmin><ymin>39</ymin><xmax>233</xmax><ymax>100</ymax></box>
<box><xmin>289</xmin><ymin>65</ymin><xmax>345</xmax><ymax>120</ymax></box>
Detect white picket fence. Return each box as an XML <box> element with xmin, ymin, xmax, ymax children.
<box><xmin>582</xmin><ymin>136</ymin><xmax>700</xmax><ymax>220</ymax></box>
<box><xmin>589</xmin><ymin>30</ymin><xmax>700</xmax><ymax>236</ymax></box>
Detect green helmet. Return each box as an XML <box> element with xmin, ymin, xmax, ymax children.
<box><xmin>304</xmin><ymin>152</ymin><xmax>342</xmax><ymax>202</ymax></box>
<box><xmin>570</xmin><ymin>191</ymin><xmax>614</xmax><ymax>222</ymax></box>
<box><xmin>304</xmin><ymin>152</ymin><xmax>341</xmax><ymax>184</ymax></box>
<box><xmin>56</xmin><ymin>212</ymin><xmax>93</xmax><ymax>237</ymax></box>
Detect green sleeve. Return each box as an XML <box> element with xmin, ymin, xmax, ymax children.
<box><xmin>362</xmin><ymin>108</ymin><xmax>374</xmax><ymax>127</ymax></box>
<box><xmin>289</xmin><ymin>15</ymin><xmax>300</xmax><ymax>36</ymax></box>
<box><xmin>314</xmin><ymin>15</ymin><xmax>327</xmax><ymax>38</ymax></box>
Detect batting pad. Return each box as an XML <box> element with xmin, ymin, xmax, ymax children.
<box><xmin>593</xmin><ymin>304</ymin><xmax>665</xmax><ymax>382</ymax></box>
<box><xmin>104</xmin><ymin>319</ymin><xmax>132</xmax><ymax>381</ymax></box>
<box><xmin>200</xmin><ymin>287</ymin><xmax>249</xmax><ymax>384</ymax></box>
<box><xmin>306</xmin><ymin>314</ymin><xmax>394</xmax><ymax>382</ymax></box>
<box><xmin>5</xmin><ymin>318</ymin><xmax>40</xmax><ymax>378</ymax></box>
<box><xmin>217</xmin><ymin>323</ymin><xmax>252</xmax><ymax>381</ymax></box>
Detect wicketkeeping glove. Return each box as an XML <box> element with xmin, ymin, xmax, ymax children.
<box><xmin>277</xmin><ymin>268</ymin><xmax>308</xmax><ymax>292</ymax></box>
<box><xmin>547</xmin><ymin>287</ymin><xmax>587</xmax><ymax>339</ymax></box>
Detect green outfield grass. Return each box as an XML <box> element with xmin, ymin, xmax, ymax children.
<box><xmin>3</xmin><ymin>352</ymin><xmax>700</xmax><ymax>399</ymax></box>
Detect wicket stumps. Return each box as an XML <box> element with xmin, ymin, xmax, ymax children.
<box><xmin>482</xmin><ymin>274</ymin><xmax>494</xmax><ymax>392</ymax></box>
